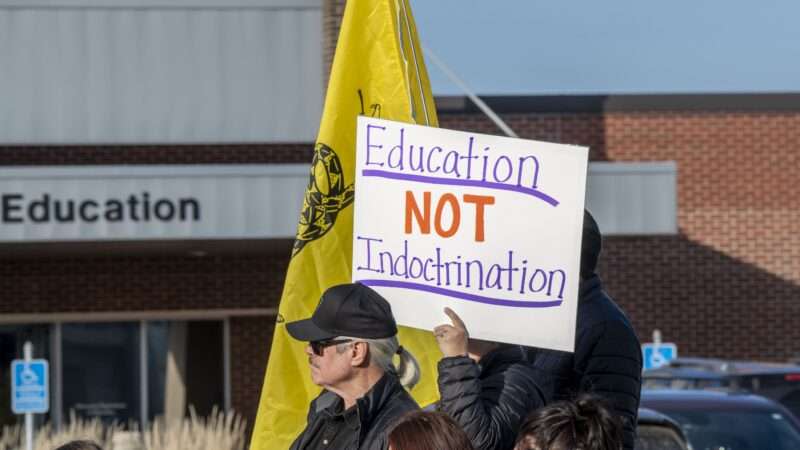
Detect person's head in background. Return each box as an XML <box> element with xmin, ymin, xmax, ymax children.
<box><xmin>514</xmin><ymin>394</ymin><xmax>623</xmax><ymax>450</ymax></box>
<box><xmin>388</xmin><ymin>410</ymin><xmax>476</xmax><ymax>450</ymax></box>
<box><xmin>581</xmin><ymin>209</ymin><xmax>602</xmax><ymax>281</ymax></box>
<box><xmin>55</xmin><ymin>441</ymin><xmax>103</xmax><ymax>450</ymax></box>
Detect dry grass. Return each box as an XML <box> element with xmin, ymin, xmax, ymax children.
<box><xmin>141</xmin><ymin>407</ymin><xmax>246</xmax><ymax>450</ymax></box>
<box><xmin>36</xmin><ymin>412</ymin><xmax>118</xmax><ymax>449</ymax></box>
<box><xmin>0</xmin><ymin>412</ymin><xmax>115</xmax><ymax>450</ymax></box>
<box><xmin>0</xmin><ymin>408</ymin><xmax>245</xmax><ymax>450</ymax></box>
<box><xmin>0</xmin><ymin>425</ymin><xmax>21</xmax><ymax>450</ymax></box>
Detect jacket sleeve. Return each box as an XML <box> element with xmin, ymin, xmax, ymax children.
<box><xmin>575</xmin><ymin>320</ymin><xmax>643</xmax><ymax>450</ymax></box>
<box><xmin>437</xmin><ymin>356</ymin><xmax>544</xmax><ymax>450</ymax></box>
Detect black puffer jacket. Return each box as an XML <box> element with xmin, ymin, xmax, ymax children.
<box><xmin>437</xmin><ymin>345</ymin><xmax>545</xmax><ymax>450</ymax></box>
<box><xmin>527</xmin><ymin>275</ymin><xmax>642</xmax><ymax>450</ymax></box>
<box><xmin>290</xmin><ymin>373</ymin><xmax>418</xmax><ymax>450</ymax></box>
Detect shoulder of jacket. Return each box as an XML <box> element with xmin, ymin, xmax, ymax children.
<box><xmin>311</xmin><ymin>391</ymin><xmax>340</xmax><ymax>414</ymax></box>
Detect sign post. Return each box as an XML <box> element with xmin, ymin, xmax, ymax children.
<box><xmin>642</xmin><ymin>329</ymin><xmax>678</xmax><ymax>370</ymax></box>
<box><xmin>11</xmin><ymin>341</ymin><xmax>49</xmax><ymax>450</ymax></box>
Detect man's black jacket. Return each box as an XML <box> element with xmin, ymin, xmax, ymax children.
<box><xmin>437</xmin><ymin>345</ymin><xmax>545</xmax><ymax>450</ymax></box>
<box><xmin>527</xmin><ymin>274</ymin><xmax>643</xmax><ymax>450</ymax></box>
<box><xmin>290</xmin><ymin>373</ymin><xmax>418</xmax><ymax>450</ymax></box>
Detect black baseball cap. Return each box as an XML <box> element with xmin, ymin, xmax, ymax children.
<box><xmin>286</xmin><ymin>283</ymin><xmax>398</xmax><ymax>341</ymax></box>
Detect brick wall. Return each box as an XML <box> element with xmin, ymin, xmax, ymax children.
<box><xmin>323</xmin><ymin>0</ymin><xmax>347</xmax><ymax>87</ymax></box>
<box><xmin>230</xmin><ymin>317</ymin><xmax>275</xmax><ymax>435</ymax></box>
<box><xmin>0</xmin><ymin>143</ymin><xmax>312</xmax><ymax>166</ymax></box>
<box><xmin>605</xmin><ymin>111</ymin><xmax>800</xmax><ymax>360</ymax></box>
<box><xmin>601</xmin><ymin>236</ymin><xmax>800</xmax><ymax>360</ymax></box>
<box><xmin>438</xmin><ymin>113</ymin><xmax>607</xmax><ymax>159</ymax></box>
<box><xmin>0</xmin><ymin>253</ymin><xmax>288</xmax><ymax>314</ymax></box>
<box><xmin>604</xmin><ymin>111</ymin><xmax>800</xmax><ymax>285</ymax></box>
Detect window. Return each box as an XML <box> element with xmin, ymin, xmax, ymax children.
<box><xmin>1</xmin><ymin>319</ymin><xmax>226</xmax><ymax>430</ymax></box>
<box><xmin>62</xmin><ymin>322</ymin><xmax>141</xmax><ymax>424</ymax></box>
<box><xmin>147</xmin><ymin>321</ymin><xmax>224</xmax><ymax>421</ymax></box>
<box><xmin>586</xmin><ymin>162</ymin><xmax>677</xmax><ymax>235</ymax></box>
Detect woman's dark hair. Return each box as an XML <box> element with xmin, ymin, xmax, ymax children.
<box><xmin>388</xmin><ymin>410</ymin><xmax>475</xmax><ymax>450</ymax></box>
<box><xmin>54</xmin><ymin>440</ymin><xmax>103</xmax><ymax>450</ymax></box>
<box><xmin>514</xmin><ymin>394</ymin><xmax>623</xmax><ymax>450</ymax></box>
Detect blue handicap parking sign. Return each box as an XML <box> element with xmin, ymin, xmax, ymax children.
<box><xmin>642</xmin><ymin>343</ymin><xmax>677</xmax><ymax>371</ymax></box>
<box><xmin>11</xmin><ymin>359</ymin><xmax>49</xmax><ymax>414</ymax></box>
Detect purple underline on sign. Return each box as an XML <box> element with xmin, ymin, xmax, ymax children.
<box><xmin>358</xmin><ymin>279</ymin><xmax>564</xmax><ymax>308</ymax></box>
<box><xmin>361</xmin><ymin>169</ymin><xmax>560</xmax><ymax>206</ymax></box>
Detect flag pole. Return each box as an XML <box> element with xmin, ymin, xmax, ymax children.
<box><xmin>423</xmin><ymin>46</ymin><xmax>519</xmax><ymax>138</ymax></box>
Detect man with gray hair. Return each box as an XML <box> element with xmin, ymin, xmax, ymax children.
<box><xmin>287</xmin><ymin>282</ymin><xmax>421</xmax><ymax>450</ymax></box>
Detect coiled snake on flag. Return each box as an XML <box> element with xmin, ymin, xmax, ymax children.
<box><xmin>292</xmin><ymin>143</ymin><xmax>355</xmax><ymax>257</ymax></box>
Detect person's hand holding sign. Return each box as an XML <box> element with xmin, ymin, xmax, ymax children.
<box><xmin>434</xmin><ymin>307</ymin><xmax>469</xmax><ymax>358</ymax></box>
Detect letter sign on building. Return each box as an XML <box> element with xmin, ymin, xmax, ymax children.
<box><xmin>0</xmin><ymin>165</ymin><xmax>307</xmax><ymax>242</ymax></box>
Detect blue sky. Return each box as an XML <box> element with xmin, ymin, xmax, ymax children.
<box><xmin>410</xmin><ymin>0</ymin><xmax>800</xmax><ymax>96</ymax></box>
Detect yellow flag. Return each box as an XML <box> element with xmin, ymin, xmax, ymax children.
<box><xmin>249</xmin><ymin>0</ymin><xmax>440</xmax><ymax>447</ymax></box>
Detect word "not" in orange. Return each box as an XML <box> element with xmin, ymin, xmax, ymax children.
<box><xmin>404</xmin><ymin>191</ymin><xmax>495</xmax><ymax>242</ymax></box>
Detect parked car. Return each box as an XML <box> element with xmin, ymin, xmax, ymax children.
<box><xmin>640</xmin><ymin>389</ymin><xmax>800</xmax><ymax>450</ymax></box>
<box><xmin>643</xmin><ymin>357</ymin><xmax>800</xmax><ymax>419</ymax></box>
<box><xmin>636</xmin><ymin>407</ymin><xmax>689</xmax><ymax>450</ymax></box>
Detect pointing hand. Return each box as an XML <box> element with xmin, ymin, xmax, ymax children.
<box><xmin>433</xmin><ymin>307</ymin><xmax>469</xmax><ymax>358</ymax></box>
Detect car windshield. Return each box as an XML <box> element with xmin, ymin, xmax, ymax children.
<box><xmin>666</xmin><ymin>410</ymin><xmax>800</xmax><ymax>450</ymax></box>
<box><xmin>635</xmin><ymin>424</ymin><xmax>687</xmax><ymax>450</ymax></box>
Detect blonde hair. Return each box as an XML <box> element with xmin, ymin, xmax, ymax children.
<box><xmin>338</xmin><ymin>335</ymin><xmax>421</xmax><ymax>389</ymax></box>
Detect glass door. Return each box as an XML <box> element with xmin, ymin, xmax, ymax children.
<box><xmin>61</xmin><ymin>322</ymin><xmax>140</xmax><ymax>424</ymax></box>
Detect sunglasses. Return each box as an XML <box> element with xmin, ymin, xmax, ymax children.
<box><xmin>309</xmin><ymin>338</ymin><xmax>353</xmax><ymax>356</ymax></box>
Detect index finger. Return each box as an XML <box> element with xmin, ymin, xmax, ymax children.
<box><xmin>444</xmin><ymin>307</ymin><xmax>467</xmax><ymax>331</ymax></box>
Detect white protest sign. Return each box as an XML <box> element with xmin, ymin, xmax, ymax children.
<box><xmin>353</xmin><ymin>116</ymin><xmax>588</xmax><ymax>351</ymax></box>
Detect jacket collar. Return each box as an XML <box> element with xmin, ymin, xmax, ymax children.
<box><xmin>315</xmin><ymin>373</ymin><xmax>402</xmax><ymax>444</ymax></box>
<box><xmin>579</xmin><ymin>274</ymin><xmax>602</xmax><ymax>301</ymax></box>
<box><xmin>479</xmin><ymin>344</ymin><xmax>528</xmax><ymax>373</ymax></box>
<box><xmin>355</xmin><ymin>372</ymin><xmax>401</xmax><ymax>433</ymax></box>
